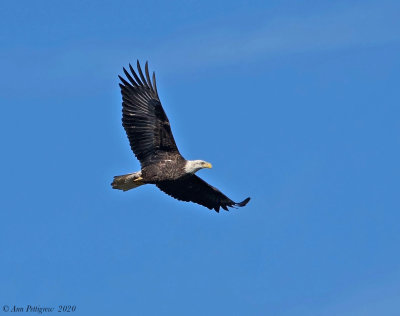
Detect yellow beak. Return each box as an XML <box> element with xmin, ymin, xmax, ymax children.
<box><xmin>204</xmin><ymin>162</ymin><xmax>212</xmax><ymax>169</ymax></box>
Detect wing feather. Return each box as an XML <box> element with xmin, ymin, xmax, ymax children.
<box><xmin>129</xmin><ymin>63</ymin><xmax>142</xmax><ymax>86</ymax></box>
<box><xmin>123</xmin><ymin>67</ymin><xmax>138</xmax><ymax>87</ymax></box>
<box><xmin>136</xmin><ymin>60</ymin><xmax>149</xmax><ymax>89</ymax></box>
<box><xmin>145</xmin><ymin>62</ymin><xmax>152</xmax><ymax>87</ymax></box>
<box><xmin>119</xmin><ymin>61</ymin><xmax>180</xmax><ymax>166</ymax></box>
<box><xmin>152</xmin><ymin>71</ymin><xmax>158</xmax><ymax>96</ymax></box>
<box><xmin>156</xmin><ymin>175</ymin><xmax>250</xmax><ymax>212</ymax></box>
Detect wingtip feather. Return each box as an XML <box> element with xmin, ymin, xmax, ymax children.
<box><xmin>152</xmin><ymin>71</ymin><xmax>158</xmax><ymax>96</ymax></box>
<box><xmin>236</xmin><ymin>197</ymin><xmax>251</xmax><ymax>207</ymax></box>
<box><xmin>123</xmin><ymin>67</ymin><xmax>138</xmax><ymax>87</ymax></box>
<box><xmin>144</xmin><ymin>61</ymin><xmax>152</xmax><ymax>89</ymax></box>
<box><xmin>129</xmin><ymin>63</ymin><xmax>143</xmax><ymax>86</ymax></box>
<box><xmin>118</xmin><ymin>75</ymin><xmax>131</xmax><ymax>88</ymax></box>
<box><xmin>136</xmin><ymin>60</ymin><xmax>149</xmax><ymax>88</ymax></box>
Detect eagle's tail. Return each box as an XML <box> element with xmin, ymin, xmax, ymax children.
<box><xmin>111</xmin><ymin>171</ymin><xmax>144</xmax><ymax>191</ymax></box>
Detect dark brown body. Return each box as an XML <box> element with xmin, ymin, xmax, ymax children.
<box><xmin>141</xmin><ymin>155</ymin><xmax>186</xmax><ymax>183</ymax></box>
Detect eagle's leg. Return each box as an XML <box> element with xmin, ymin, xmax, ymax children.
<box><xmin>134</xmin><ymin>177</ymin><xmax>143</xmax><ymax>182</ymax></box>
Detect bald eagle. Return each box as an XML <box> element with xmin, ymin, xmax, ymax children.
<box><xmin>111</xmin><ymin>61</ymin><xmax>250</xmax><ymax>212</ymax></box>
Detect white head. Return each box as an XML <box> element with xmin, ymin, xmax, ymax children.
<box><xmin>184</xmin><ymin>160</ymin><xmax>213</xmax><ymax>174</ymax></box>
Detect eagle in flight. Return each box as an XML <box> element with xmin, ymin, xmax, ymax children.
<box><xmin>112</xmin><ymin>61</ymin><xmax>250</xmax><ymax>212</ymax></box>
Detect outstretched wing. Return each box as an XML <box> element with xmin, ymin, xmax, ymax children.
<box><xmin>119</xmin><ymin>61</ymin><xmax>180</xmax><ymax>167</ymax></box>
<box><xmin>156</xmin><ymin>175</ymin><xmax>250</xmax><ymax>212</ymax></box>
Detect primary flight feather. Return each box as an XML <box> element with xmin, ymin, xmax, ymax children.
<box><xmin>112</xmin><ymin>61</ymin><xmax>250</xmax><ymax>212</ymax></box>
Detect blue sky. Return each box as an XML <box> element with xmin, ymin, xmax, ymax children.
<box><xmin>1</xmin><ymin>0</ymin><xmax>399</xmax><ymax>315</ymax></box>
